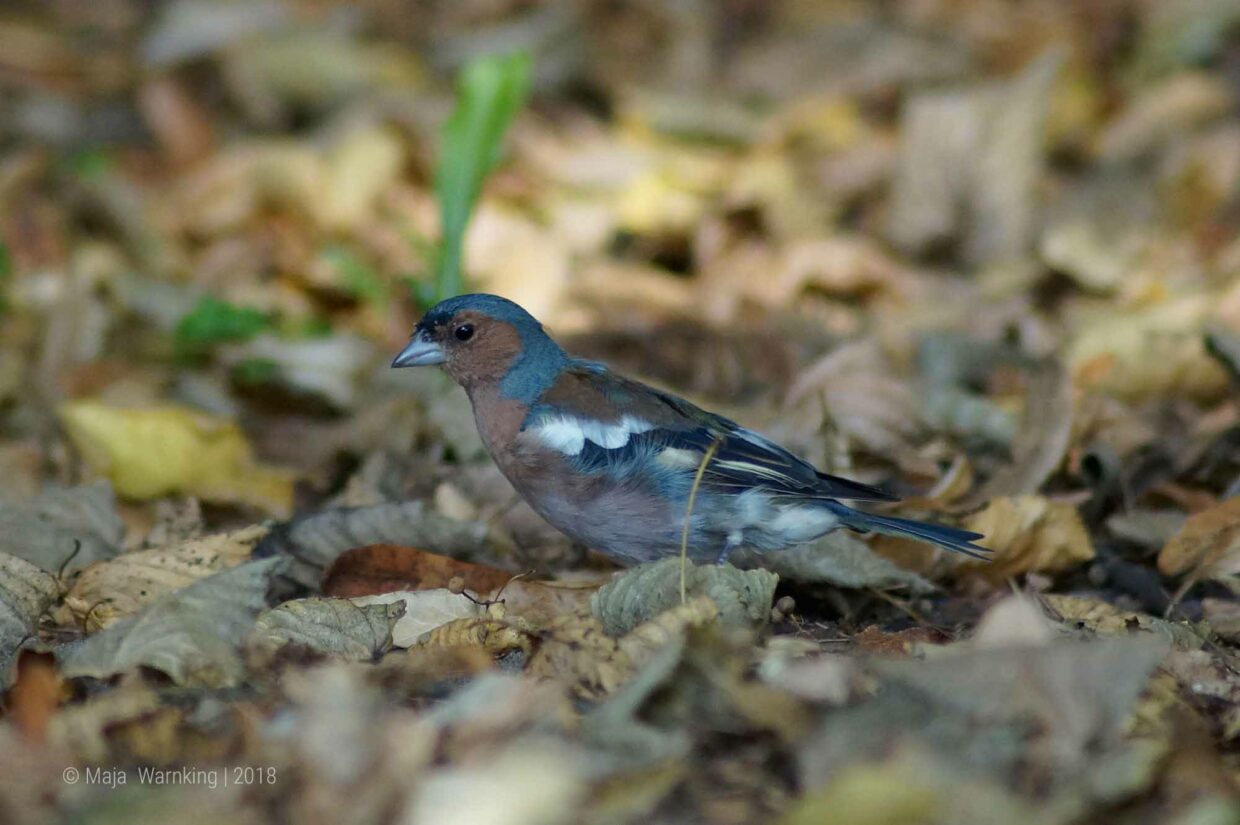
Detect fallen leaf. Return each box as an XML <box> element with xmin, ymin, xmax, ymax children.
<box><xmin>1156</xmin><ymin>495</ymin><xmax>1240</xmax><ymax>583</ymax></box>
<box><xmin>322</xmin><ymin>544</ymin><xmax>513</xmax><ymax>598</ymax></box>
<box><xmin>488</xmin><ymin>575</ymin><xmax>606</xmax><ymax>628</ymax></box>
<box><xmin>64</xmin><ymin>524</ymin><xmax>267</xmax><ymax>631</ymax></box>
<box><xmin>0</xmin><ymin>552</ymin><xmax>58</xmax><ymax>687</ymax></box>
<box><xmin>249</xmin><ymin>597</ymin><xmax>405</xmax><ymax>661</ymax></box>
<box><xmin>47</xmin><ymin>680</ymin><xmax>163</xmax><ymax>763</ymax></box>
<box><xmin>58</xmin><ymin>401</ymin><xmax>296</xmax><ymax>517</ymax></box>
<box><xmin>956</xmin><ymin>496</ymin><xmax>1095</xmax><ymax>583</ymax></box>
<box><xmin>58</xmin><ymin>557</ymin><xmax>282</xmax><ymax>687</ymax></box>
<box><xmin>7</xmin><ymin>651</ymin><xmax>62</xmax><ymax>743</ymax></box>
<box><xmin>351</xmin><ymin>589</ymin><xmax>481</xmax><ymax>648</ymax></box>
<box><xmin>591</xmin><ymin>558</ymin><xmax>778</xmax><ymax>636</ymax></box>
<box><xmin>1041</xmin><ymin>594</ymin><xmax>1202</xmax><ymax>650</ymax></box>
<box><xmin>853</xmin><ymin>625</ymin><xmax>949</xmax><ymax>656</ymax></box>
<box><xmin>0</xmin><ymin>481</ymin><xmax>125</xmax><ymax>574</ymax></box>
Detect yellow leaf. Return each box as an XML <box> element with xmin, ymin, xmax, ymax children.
<box><xmin>958</xmin><ymin>496</ymin><xmax>1095</xmax><ymax>583</ymax></box>
<box><xmin>1066</xmin><ymin>296</ymin><xmax>1231</xmax><ymax>401</ymax></box>
<box><xmin>1157</xmin><ymin>496</ymin><xmax>1240</xmax><ymax>582</ymax></box>
<box><xmin>58</xmin><ymin>402</ymin><xmax>295</xmax><ymax>517</ymax></box>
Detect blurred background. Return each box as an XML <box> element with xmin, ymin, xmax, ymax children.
<box><xmin>1</xmin><ymin>3</ymin><xmax>1239</xmax><ymax>825</ymax></box>
<box><xmin>0</xmin><ymin>0</ymin><xmax>1238</xmax><ymax>562</ymax></box>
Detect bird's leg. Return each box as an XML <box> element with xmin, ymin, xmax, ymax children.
<box><xmin>714</xmin><ymin>536</ymin><xmax>742</xmax><ymax>566</ymax></box>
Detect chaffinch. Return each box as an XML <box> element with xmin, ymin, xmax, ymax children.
<box><xmin>394</xmin><ymin>294</ymin><xmax>988</xmax><ymax>565</ymax></box>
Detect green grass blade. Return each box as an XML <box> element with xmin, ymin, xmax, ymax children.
<box><xmin>433</xmin><ymin>52</ymin><xmax>531</xmax><ymax>302</ymax></box>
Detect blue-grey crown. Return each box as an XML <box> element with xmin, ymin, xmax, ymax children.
<box><xmin>420</xmin><ymin>293</ymin><xmax>568</xmax><ymax>402</ymax></box>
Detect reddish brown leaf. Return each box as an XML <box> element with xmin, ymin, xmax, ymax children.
<box><xmin>322</xmin><ymin>544</ymin><xmax>514</xmax><ymax>598</ymax></box>
<box><xmin>7</xmin><ymin>651</ymin><xmax>63</xmax><ymax>744</ymax></box>
<box><xmin>853</xmin><ymin>625</ymin><xmax>949</xmax><ymax>656</ymax></box>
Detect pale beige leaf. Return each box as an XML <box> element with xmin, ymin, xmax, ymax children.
<box><xmin>350</xmin><ymin>589</ymin><xmax>481</xmax><ymax>648</ymax></box>
<box><xmin>65</xmin><ymin>524</ymin><xmax>267</xmax><ymax>632</ymax></box>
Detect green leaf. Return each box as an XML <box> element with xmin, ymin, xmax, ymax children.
<box><xmin>323</xmin><ymin>244</ymin><xmax>388</xmax><ymax>307</ymax></box>
<box><xmin>433</xmin><ymin>52</ymin><xmax>531</xmax><ymax>302</ymax></box>
<box><xmin>0</xmin><ymin>241</ymin><xmax>9</xmax><ymax>316</ymax></box>
<box><xmin>174</xmin><ymin>297</ymin><xmax>272</xmax><ymax>356</ymax></box>
<box><xmin>230</xmin><ymin>357</ymin><xmax>281</xmax><ymax>386</ymax></box>
<box><xmin>64</xmin><ymin>148</ymin><xmax>112</xmax><ymax>181</ymax></box>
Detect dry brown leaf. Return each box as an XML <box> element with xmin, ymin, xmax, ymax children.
<box><xmin>322</xmin><ymin>544</ymin><xmax>514</xmax><ymax>598</ymax></box>
<box><xmin>64</xmin><ymin>524</ymin><xmax>267</xmax><ymax>632</ymax></box>
<box><xmin>1157</xmin><ymin>495</ymin><xmax>1240</xmax><ymax>582</ymax></box>
<box><xmin>956</xmin><ymin>496</ymin><xmax>1095</xmax><ymax>583</ymax></box>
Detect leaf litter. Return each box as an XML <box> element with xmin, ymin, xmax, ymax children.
<box><xmin>0</xmin><ymin>2</ymin><xmax>1238</xmax><ymax>824</ymax></box>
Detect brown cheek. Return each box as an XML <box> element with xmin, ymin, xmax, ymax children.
<box><xmin>450</xmin><ymin>324</ymin><xmax>522</xmax><ymax>385</ymax></box>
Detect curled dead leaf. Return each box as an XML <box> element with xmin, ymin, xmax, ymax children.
<box><xmin>417</xmin><ymin>616</ymin><xmax>534</xmax><ymax>658</ymax></box>
<box><xmin>616</xmin><ymin>595</ymin><xmax>720</xmax><ymax>667</ymax></box>
<box><xmin>591</xmin><ymin>558</ymin><xmax>777</xmax><ymax>636</ymax></box>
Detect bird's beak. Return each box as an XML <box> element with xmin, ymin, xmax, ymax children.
<box><xmin>392</xmin><ymin>329</ymin><xmax>445</xmax><ymax>368</ymax></box>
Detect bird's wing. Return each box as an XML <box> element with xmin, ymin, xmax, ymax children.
<box><xmin>522</xmin><ymin>363</ymin><xmax>898</xmax><ymax>502</ymax></box>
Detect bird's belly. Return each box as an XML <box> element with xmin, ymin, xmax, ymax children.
<box><xmin>524</xmin><ymin>476</ymin><xmax>685</xmax><ymax>564</ymax></box>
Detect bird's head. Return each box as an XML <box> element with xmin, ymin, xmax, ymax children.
<box><xmin>393</xmin><ymin>294</ymin><xmax>567</xmax><ymax>397</ymax></box>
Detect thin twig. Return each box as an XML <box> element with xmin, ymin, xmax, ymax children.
<box><xmin>680</xmin><ymin>437</ymin><xmax>723</xmax><ymax>604</ymax></box>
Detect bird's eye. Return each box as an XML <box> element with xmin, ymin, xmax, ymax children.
<box><xmin>454</xmin><ymin>323</ymin><xmax>475</xmax><ymax>342</ymax></box>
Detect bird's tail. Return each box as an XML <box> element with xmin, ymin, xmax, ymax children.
<box><xmin>825</xmin><ymin>501</ymin><xmax>991</xmax><ymax>561</ymax></box>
